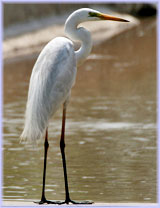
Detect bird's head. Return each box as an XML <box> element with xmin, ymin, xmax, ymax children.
<box><xmin>88</xmin><ymin>10</ymin><xmax>129</xmax><ymax>22</ymax></box>
<box><xmin>68</xmin><ymin>8</ymin><xmax>129</xmax><ymax>24</ymax></box>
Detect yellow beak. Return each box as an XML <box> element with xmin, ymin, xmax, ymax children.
<box><xmin>100</xmin><ymin>13</ymin><xmax>129</xmax><ymax>22</ymax></box>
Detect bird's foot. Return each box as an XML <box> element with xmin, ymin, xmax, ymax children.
<box><xmin>34</xmin><ymin>198</ymin><xmax>62</xmax><ymax>205</ymax></box>
<box><xmin>57</xmin><ymin>198</ymin><xmax>94</xmax><ymax>205</ymax></box>
<box><xmin>34</xmin><ymin>197</ymin><xmax>93</xmax><ymax>205</ymax></box>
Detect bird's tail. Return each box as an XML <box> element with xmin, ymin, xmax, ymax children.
<box><xmin>20</xmin><ymin>122</ymin><xmax>45</xmax><ymax>144</ymax></box>
<box><xmin>20</xmin><ymin>97</ymin><xmax>48</xmax><ymax>144</ymax></box>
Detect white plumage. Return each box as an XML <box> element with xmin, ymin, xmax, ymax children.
<box><xmin>21</xmin><ymin>38</ymin><xmax>76</xmax><ymax>142</ymax></box>
<box><xmin>20</xmin><ymin>8</ymin><xmax>128</xmax><ymax>144</ymax></box>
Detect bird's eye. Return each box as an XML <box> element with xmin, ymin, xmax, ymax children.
<box><xmin>88</xmin><ymin>12</ymin><xmax>100</xmax><ymax>18</ymax></box>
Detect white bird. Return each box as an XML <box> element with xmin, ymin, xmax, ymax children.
<box><xmin>21</xmin><ymin>8</ymin><xmax>129</xmax><ymax>205</ymax></box>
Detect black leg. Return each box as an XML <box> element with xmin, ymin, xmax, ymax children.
<box><xmin>60</xmin><ymin>105</ymin><xmax>71</xmax><ymax>204</ymax></box>
<box><xmin>34</xmin><ymin>129</ymin><xmax>61</xmax><ymax>205</ymax></box>
<box><xmin>59</xmin><ymin>104</ymin><xmax>94</xmax><ymax>205</ymax></box>
<box><xmin>41</xmin><ymin>129</ymin><xmax>49</xmax><ymax>202</ymax></box>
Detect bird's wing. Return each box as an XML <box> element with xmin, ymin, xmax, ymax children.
<box><xmin>21</xmin><ymin>37</ymin><xmax>76</xmax><ymax>143</ymax></box>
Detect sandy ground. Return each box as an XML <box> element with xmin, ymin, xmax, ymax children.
<box><xmin>3</xmin><ymin>9</ymin><xmax>139</xmax><ymax>64</ymax></box>
<box><xmin>2</xmin><ymin>200</ymin><xmax>158</xmax><ymax>206</ymax></box>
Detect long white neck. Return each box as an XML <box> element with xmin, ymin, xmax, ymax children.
<box><xmin>65</xmin><ymin>15</ymin><xmax>92</xmax><ymax>66</ymax></box>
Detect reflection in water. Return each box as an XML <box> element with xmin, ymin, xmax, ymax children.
<box><xmin>3</xmin><ymin>17</ymin><xmax>156</xmax><ymax>202</ymax></box>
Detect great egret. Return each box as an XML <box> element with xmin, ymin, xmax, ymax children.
<box><xmin>21</xmin><ymin>8</ymin><xmax>129</xmax><ymax>205</ymax></box>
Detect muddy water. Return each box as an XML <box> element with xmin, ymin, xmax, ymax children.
<box><xmin>3</xmin><ymin>17</ymin><xmax>157</xmax><ymax>203</ymax></box>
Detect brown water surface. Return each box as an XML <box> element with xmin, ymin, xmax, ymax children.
<box><xmin>3</xmin><ymin>17</ymin><xmax>157</xmax><ymax>203</ymax></box>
